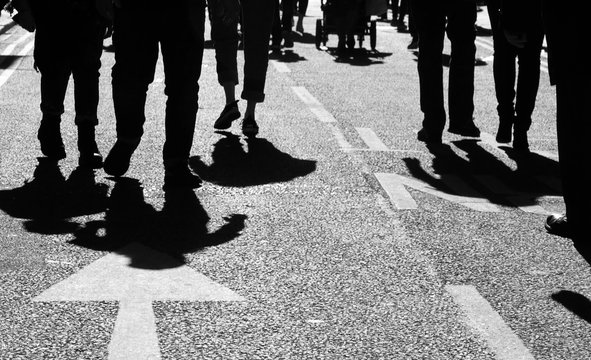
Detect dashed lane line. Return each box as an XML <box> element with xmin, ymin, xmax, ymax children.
<box><xmin>270</xmin><ymin>59</ymin><xmax>291</xmax><ymax>73</ymax></box>
<box><xmin>291</xmin><ymin>86</ymin><xmax>337</xmax><ymax>122</ymax></box>
<box><xmin>355</xmin><ymin>127</ymin><xmax>390</xmax><ymax>151</ymax></box>
<box><xmin>446</xmin><ymin>285</ymin><xmax>536</xmax><ymax>360</ymax></box>
<box><xmin>0</xmin><ymin>39</ymin><xmax>34</xmax><ymax>88</ymax></box>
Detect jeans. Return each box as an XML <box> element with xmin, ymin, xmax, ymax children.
<box><xmin>31</xmin><ymin>0</ymin><xmax>105</xmax><ymax>125</ymax></box>
<box><xmin>488</xmin><ymin>0</ymin><xmax>543</xmax><ymax>131</ymax></box>
<box><xmin>209</xmin><ymin>0</ymin><xmax>275</xmax><ymax>102</ymax></box>
<box><xmin>111</xmin><ymin>1</ymin><xmax>205</xmax><ymax>167</ymax></box>
<box><xmin>412</xmin><ymin>0</ymin><xmax>476</xmax><ymax>134</ymax></box>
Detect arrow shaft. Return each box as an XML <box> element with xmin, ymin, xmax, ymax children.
<box><xmin>108</xmin><ymin>299</ymin><xmax>161</xmax><ymax>360</ymax></box>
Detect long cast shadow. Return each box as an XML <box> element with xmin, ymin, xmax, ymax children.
<box><xmin>551</xmin><ymin>290</ymin><xmax>591</xmax><ymax>324</ymax></box>
<box><xmin>189</xmin><ymin>132</ymin><xmax>317</xmax><ymax>187</ymax></box>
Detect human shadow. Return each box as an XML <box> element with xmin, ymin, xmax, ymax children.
<box><xmin>0</xmin><ymin>158</ymin><xmax>108</xmax><ymax>235</ymax></box>
<box><xmin>330</xmin><ymin>48</ymin><xmax>392</xmax><ymax>66</ymax></box>
<box><xmin>70</xmin><ymin>177</ymin><xmax>247</xmax><ymax>269</ymax></box>
<box><xmin>551</xmin><ymin>290</ymin><xmax>591</xmax><ymax>324</ymax></box>
<box><xmin>268</xmin><ymin>49</ymin><xmax>307</xmax><ymax>63</ymax></box>
<box><xmin>0</xmin><ymin>55</ymin><xmax>23</xmax><ymax>69</ymax></box>
<box><xmin>403</xmin><ymin>140</ymin><xmax>562</xmax><ymax>209</ymax></box>
<box><xmin>293</xmin><ymin>31</ymin><xmax>317</xmax><ymax>44</ymax></box>
<box><xmin>189</xmin><ymin>132</ymin><xmax>317</xmax><ymax>187</ymax></box>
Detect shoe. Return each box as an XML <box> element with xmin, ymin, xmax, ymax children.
<box><xmin>397</xmin><ymin>21</ymin><xmax>407</xmax><ymax>32</ymax></box>
<box><xmin>104</xmin><ymin>139</ymin><xmax>137</xmax><ymax>177</ymax></box>
<box><xmin>163</xmin><ymin>165</ymin><xmax>202</xmax><ymax>191</ymax></box>
<box><xmin>38</xmin><ymin>117</ymin><xmax>66</xmax><ymax>160</ymax></box>
<box><xmin>545</xmin><ymin>214</ymin><xmax>569</xmax><ymax>237</ymax></box>
<box><xmin>241</xmin><ymin>116</ymin><xmax>259</xmax><ymax>138</ymax></box>
<box><xmin>495</xmin><ymin>117</ymin><xmax>513</xmax><ymax>143</ymax></box>
<box><xmin>448</xmin><ymin>123</ymin><xmax>480</xmax><ymax>137</ymax></box>
<box><xmin>417</xmin><ymin>128</ymin><xmax>442</xmax><ymax>144</ymax></box>
<box><xmin>512</xmin><ymin>130</ymin><xmax>530</xmax><ymax>153</ymax></box>
<box><xmin>282</xmin><ymin>30</ymin><xmax>294</xmax><ymax>48</ymax></box>
<box><xmin>214</xmin><ymin>100</ymin><xmax>241</xmax><ymax>130</ymax></box>
<box><xmin>77</xmin><ymin>124</ymin><xmax>103</xmax><ymax>169</ymax></box>
<box><xmin>407</xmin><ymin>37</ymin><xmax>419</xmax><ymax>50</ymax></box>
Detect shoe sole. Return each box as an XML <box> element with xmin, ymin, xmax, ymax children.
<box><xmin>214</xmin><ymin>111</ymin><xmax>241</xmax><ymax>130</ymax></box>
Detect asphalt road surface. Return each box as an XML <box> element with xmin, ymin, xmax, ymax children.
<box><xmin>1</xmin><ymin>3</ymin><xmax>590</xmax><ymax>359</ymax></box>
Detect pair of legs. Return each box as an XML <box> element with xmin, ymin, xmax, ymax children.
<box><xmin>412</xmin><ymin>0</ymin><xmax>478</xmax><ymax>143</ymax></box>
<box><xmin>30</xmin><ymin>0</ymin><xmax>105</xmax><ymax>168</ymax></box>
<box><xmin>106</xmin><ymin>1</ymin><xmax>206</xmax><ymax>189</ymax></box>
<box><xmin>209</xmin><ymin>0</ymin><xmax>275</xmax><ymax>136</ymax></box>
<box><xmin>335</xmin><ymin>0</ymin><xmax>364</xmax><ymax>52</ymax></box>
<box><xmin>487</xmin><ymin>0</ymin><xmax>543</xmax><ymax>151</ymax></box>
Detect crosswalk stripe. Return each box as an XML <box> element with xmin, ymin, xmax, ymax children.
<box><xmin>355</xmin><ymin>127</ymin><xmax>389</xmax><ymax>151</ymax></box>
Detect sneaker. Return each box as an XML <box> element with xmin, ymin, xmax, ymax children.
<box><xmin>77</xmin><ymin>124</ymin><xmax>103</xmax><ymax>169</ymax></box>
<box><xmin>545</xmin><ymin>214</ymin><xmax>569</xmax><ymax>237</ymax></box>
<box><xmin>417</xmin><ymin>128</ymin><xmax>442</xmax><ymax>144</ymax></box>
<box><xmin>104</xmin><ymin>140</ymin><xmax>137</xmax><ymax>177</ymax></box>
<box><xmin>163</xmin><ymin>165</ymin><xmax>202</xmax><ymax>191</ymax></box>
<box><xmin>214</xmin><ymin>100</ymin><xmax>241</xmax><ymax>130</ymax></box>
<box><xmin>512</xmin><ymin>130</ymin><xmax>530</xmax><ymax>153</ymax></box>
<box><xmin>448</xmin><ymin>123</ymin><xmax>481</xmax><ymax>137</ymax></box>
<box><xmin>407</xmin><ymin>37</ymin><xmax>419</xmax><ymax>50</ymax></box>
<box><xmin>241</xmin><ymin>116</ymin><xmax>259</xmax><ymax>138</ymax></box>
<box><xmin>38</xmin><ymin>118</ymin><xmax>66</xmax><ymax>160</ymax></box>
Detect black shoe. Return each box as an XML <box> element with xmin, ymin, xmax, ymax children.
<box><xmin>77</xmin><ymin>125</ymin><xmax>103</xmax><ymax>169</ymax></box>
<box><xmin>513</xmin><ymin>130</ymin><xmax>530</xmax><ymax>153</ymax></box>
<box><xmin>214</xmin><ymin>100</ymin><xmax>241</xmax><ymax>130</ymax></box>
<box><xmin>283</xmin><ymin>30</ymin><xmax>294</xmax><ymax>48</ymax></box>
<box><xmin>545</xmin><ymin>214</ymin><xmax>569</xmax><ymax>237</ymax></box>
<box><xmin>104</xmin><ymin>140</ymin><xmax>137</xmax><ymax>177</ymax></box>
<box><xmin>448</xmin><ymin>122</ymin><xmax>481</xmax><ymax>137</ymax></box>
<box><xmin>163</xmin><ymin>165</ymin><xmax>202</xmax><ymax>191</ymax></box>
<box><xmin>495</xmin><ymin>117</ymin><xmax>513</xmax><ymax>143</ymax></box>
<box><xmin>417</xmin><ymin>128</ymin><xmax>442</xmax><ymax>144</ymax></box>
<box><xmin>241</xmin><ymin>116</ymin><xmax>259</xmax><ymax>138</ymax></box>
<box><xmin>38</xmin><ymin>118</ymin><xmax>66</xmax><ymax>160</ymax></box>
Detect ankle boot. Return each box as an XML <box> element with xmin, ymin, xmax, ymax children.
<box><xmin>38</xmin><ymin>116</ymin><xmax>66</xmax><ymax>160</ymax></box>
<box><xmin>495</xmin><ymin>115</ymin><xmax>514</xmax><ymax>143</ymax></box>
<box><xmin>77</xmin><ymin>124</ymin><xmax>103</xmax><ymax>168</ymax></box>
<box><xmin>513</xmin><ymin>128</ymin><xmax>530</xmax><ymax>153</ymax></box>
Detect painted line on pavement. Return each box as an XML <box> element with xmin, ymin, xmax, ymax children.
<box><xmin>1</xmin><ymin>31</ymin><xmax>32</xmax><ymax>56</ymax></box>
<box><xmin>291</xmin><ymin>86</ymin><xmax>337</xmax><ymax>123</ymax></box>
<box><xmin>474</xmin><ymin>174</ymin><xmax>550</xmax><ymax>214</ymax></box>
<box><xmin>355</xmin><ymin>127</ymin><xmax>389</xmax><ymax>151</ymax></box>
<box><xmin>445</xmin><ymin>285</ymin><xmax>535</xmax><ymax>360</ymax></box>
<box><xmin>270</xmin><ymin>59</ymin><xmax>291</xmax><ymax>73</ymax></box>
<box><xmin>0</xmin><ymin>40</ymin><xmax>34</xmax><ymax>88</ymax></box>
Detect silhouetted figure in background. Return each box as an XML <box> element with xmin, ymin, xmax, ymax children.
<box><xmin>28</xmin><ymin>0</ymin><xmax>108</xmax><ymax>168</ymax></box>
<box><xmin>412</xmin><ymin>0</ymin><xmax>479</xmax><ymax>144</ymax></box>
<box><xmin>103</xmin><ymin>0</ymin><xmax>205</xmax><ymax>191</ymax></box>
<box><xmin>209</xmin><ymin>0</ymin><xmax>275</xmax><ymax>138</ymax></box>
<box><xmin>487</xmin><ymin>0</ymin><xmax>543</xmax><ymax>153</ymax></box>
<box><xmin>542</xmin><ymin>1</ymin><xmax>590</xmax><ymax>245</ymax></box>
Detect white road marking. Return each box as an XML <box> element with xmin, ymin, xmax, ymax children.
<box><xmin>355</xmin><ymin>127</ymin><xmax>389</xmax><ymax>151</ymax></box>
<box><xmin>327</xmin><ymin>123</ymin><xmax>353</xmax><ymax>151</ymax></box>
<box><xmin>292</xmin><ymin>86</ymin><xmax>337</xmax><ymax>122</ymax></box>
<box><xmin>375</xmin><ymin>172</ymin><xmax>500</xmax><ymax>212</ymax></box>
<box><xmin>34</xmin><ymin>243</ymin><xmax>245</xmax><ymax>360</ymax></box>
<box><xmin>309</xmin><ymin>106</ymin><xmax>337</xmax><ymax>123</ymax></box>
<box><xmin>1</xmin><ymin>32</ymin><xmax>32</xmax><ymax>56</ymax></box>
<box><xmin>445</xmin><ymin>285</ymin><xmax>535</xmax><ymax>360</ymax></box>
<box><xmin>270</xmin><ymin>60</ymin><xmax>291</xmax><ymax>73</ymax></box>
<box><xmin>0</xmin><ymin>40</ymin><xmax>34</xmax><ymax>88</ymax></box>
<box><xmin>474</xmin><ymin>175</ymin><xmax>550</xmax><ymax>214</ymax></box>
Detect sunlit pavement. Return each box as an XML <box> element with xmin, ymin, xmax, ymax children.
<box><xmin>1</xmin><ymin>3</ymin><xmax>589</xmax><ymax>359</ymax></box>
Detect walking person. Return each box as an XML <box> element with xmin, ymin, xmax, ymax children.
<box><xmin>209</xmin><ymin>0</ymin><xmax>276</xmax><ymax>138</ymax></box>
<box><xmin>487</xmin><ymin>0</ymin><xmax>544</xmax><ymax>152</ymax></box>
<box><xmin>27</xmin><ymin>0</ymin><xmax>109</xmax><ymax>168</ymax></box>
<box><xmin>542</xmin><ymin>1</ymin><xmax>590</xmax><ymax>244</ymax></box>
<box><xmin>103</xmin><ymin>0</ymin><xmax>206</xmax><ymax>190</ymax></box>
<box><xmin>412</xmin><ymin>0</ymin><xmax>480</xmax><ymax>144</ymax></box>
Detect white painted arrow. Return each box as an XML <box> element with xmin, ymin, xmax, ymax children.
<box><xmin>34</xmin><ymin>243</ymin><xmax>246</xmax><ymax>360</ymax></box>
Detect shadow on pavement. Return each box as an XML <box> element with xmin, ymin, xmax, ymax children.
<box><xmin>551</xmin><ymin>290</ymin><xmax>591</xmax><ymax>324</ymax></box>
<box><xmin>268</xmin><ymin>49</ymin><xmax>307</xmax><ymax>63</ymax></box>
<box><xmin>189</xmin><ymin>131</ymin><xmax>317</xmax><ymax>187</ymax></box>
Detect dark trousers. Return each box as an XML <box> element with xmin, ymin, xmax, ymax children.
<box><xmin>31</xmin><ymin>1</ymin><xmax>104</xmax><ymax>125</ymax></box>
<box><xmin>543</xmin><ymin>1</ymin><xmax>590</xmax><ymax>242</ymax></box>
<box><xmin>111</xmin><ymin>1</ymin><xmax>205</xmax><ymax>167</ymax></box>
<box><xmin>488</xmin><ymin>0</ymin><xmax>543</xmax><ymax>131</ymax></box>
<box><xmin>412</xmin><ymin>0</ymin><xmax>476</xmax><ymax>134</ymax></box>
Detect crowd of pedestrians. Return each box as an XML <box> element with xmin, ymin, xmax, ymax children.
<box><xmin>2</xmin><ymin>0</ymin><xmax>587</xmax><ymax>244</ymax></box>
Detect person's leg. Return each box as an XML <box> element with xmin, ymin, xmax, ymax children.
<box><xmin>413</xmin><ymin>0</ymin><xmax>446</xmax><ymax>142</ymax></box>
<box><xmin>271</xmin><ymin>0</ymin><xmax>283</xmax><ymax>50</ymax></box>
<box><xmin>208</xmin><ymin>0</ymin><xmax>241</xmax><ymax>129</ymax></box>
<box><xmin>446</xmin><ymin>0</ymin><xmax>478</xmax><ymax>135</ymax></box>
<box><xmin>160</xmin><ymin>1</ymin><xmax>205</xmax><ymax>178</ymax></box>
<box><xmin>70</xmin><ymin>16</ymin><xmax>106</xmax><ymax>168</ymax></box>
<box><xmin>487</xmin><ymin>0</ymin><xmax>517</xmax><ymax>143</ymax></box>
<box><xmin>105</xmin><ymin>5</ymin><xmax>159</xmax><ymax>176</ymax></box>
<box><xmin>296</xmin><ymin>0</ymin><xmax>308</xmax><ymax>32</ymax></box>
<box><xmin>513</xmin><ymin>29</ymin><xmax>543</xmax><ymax>151</ymax></box>
<box><xmin>280</xmin><ymin>0</ymin><xmax>294</xmax><ymax>47</ymax></box>
<box><xmin>240</xmin><ymin>0</ymin><xmax>275</xmax><ymax>137</ymax></box>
